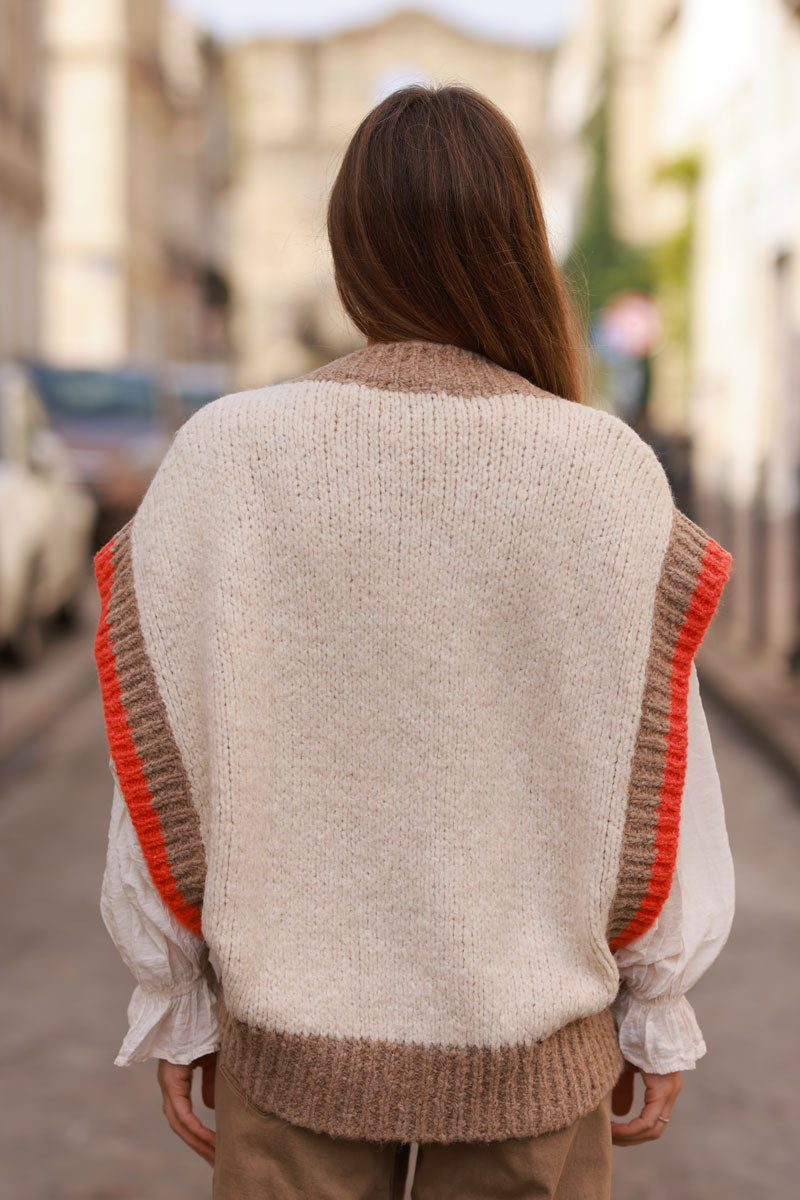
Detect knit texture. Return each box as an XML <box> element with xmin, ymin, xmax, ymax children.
<box><xmin>93</xmin><ymin>338</ymin><xmax>732</xmax><ymax>1142</ymax></box>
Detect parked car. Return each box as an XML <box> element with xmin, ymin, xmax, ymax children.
<box><xmin>0</xmin><ymin>362</ymin><xmax>97</xmax><ymax>665</ymax></box>
<box><xmin>23</xmin><ymin>361</ymin><xmax>180</xmax><ymax>549</ymax></box>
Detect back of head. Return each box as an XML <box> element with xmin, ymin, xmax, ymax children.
<box><xmin>327</xmin><ymin>83</ymin><xmax>588</xmax><ymax>404</ymax></box>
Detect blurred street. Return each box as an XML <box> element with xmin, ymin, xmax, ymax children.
<box><xmin>0</xmin><ymin>620</ymin><xmax>797</xmax><ymax>1199</ymax></box>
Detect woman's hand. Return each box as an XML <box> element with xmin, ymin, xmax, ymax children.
<box><xmin>157</xmin><ymin>1051</ymin><xmax>217</xmax><ymax>1166</ymax></box>
<box><xmin>611</xmin><ymin>1059</ymin><xmax>681</xmax><ymax>1146</ymax></box>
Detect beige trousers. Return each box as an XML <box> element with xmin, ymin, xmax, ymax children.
<box><xmin>212</xmin><ymin>1062</ymin><xmax>614</xmax><ymax>1200</ymax></box>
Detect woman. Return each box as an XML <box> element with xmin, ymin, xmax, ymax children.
<box><xmin>96</xmin><ymin>84</ymin><xmax>734</xmax><ymax>1199</ymax></box>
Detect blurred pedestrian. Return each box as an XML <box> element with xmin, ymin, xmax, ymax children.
<box><xmin>95</xmin><ymin>84</ymin><xmax>735</xmax><ymax>1200</ymax></box>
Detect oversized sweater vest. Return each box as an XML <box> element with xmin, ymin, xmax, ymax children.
<box><xmin>93</xmin><ymin>339</ymin><xmax>732</xmax><ymax>1144</ymax></box>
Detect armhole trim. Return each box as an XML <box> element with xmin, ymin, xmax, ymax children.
<box><xmin>608</xmin><ymin>510</ymin><xmax>732</xmax><ymax>950</ymax></box>
<box><xmin>94</xmin><ymin>522</ymin><xmax>205</xmax><ymax>936</ymax></box>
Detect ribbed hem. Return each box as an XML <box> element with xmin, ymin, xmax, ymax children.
<box><xmin>216</xmin><ymin>988</ymin><xmax>624</xmax><ymax>1144</ymax></box>
<box><xmin>93</xmin><ymin>520</ymin><xmax>205</xmax><ymax>935</ymax></box>
<box><xmin>607</xmin><ymin>508</ymin><xmax>732</xmax><ymax>949</ymax></box>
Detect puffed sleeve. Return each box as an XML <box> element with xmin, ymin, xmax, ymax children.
<box><xmin>612</xmin><ymin>662</ymin><xmax>735</xmax><ymax>1073</ymax></box>
<box><xmin>100</xmin><ymin>758</ymin><xmax>220</xmax><ymax>1066</ymax></box>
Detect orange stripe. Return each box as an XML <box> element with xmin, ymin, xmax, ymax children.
<box><xmin>94</xmin><ymin>538</ymin><xmax>203</xmax><ymax>936</ymax></box>
<box><xmin>609</xmin><ymin>535</ymin><xmax>732</xmax><ymax>950</ymax></box>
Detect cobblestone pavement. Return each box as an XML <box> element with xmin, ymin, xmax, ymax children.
<box><xmin>0</xmin><ymin>671</ymin><xmax>797</xmax><ymax>1198</ymax></box>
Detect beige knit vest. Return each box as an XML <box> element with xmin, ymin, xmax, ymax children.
<box><xmin>94</xmin><ymin>339</ymin><xmax>731</xmax><ymax>1143</ymax></box>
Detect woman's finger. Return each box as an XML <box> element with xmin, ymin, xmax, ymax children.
<box><xmin>157</xmin><ymin>1060</ymin><xmax>217</xmax><ymax>1164</ymax></box>
<box><xmin>162</xmin><ymin>1095</ymin><xmax>216</xmax><ymax>1164</ymax></box>
<box><xmin>611</xmin><ymin>1092</ymin><xmax>666</xmax><ymax>1141</ymax></box>
<box><xmin>611</xmin><ymin>1071</ymin><xmax>681</xmax><ymax>1145</ymax></box>
<box><xmin>657</xmin><ymin>1077</ymin><xmax>682</xmax><ymax>1122</ymax></box>
<box><xmin>168</xmin><ymin>1086</ymin><xmax>216</xmax><ymax>1147</ymax></box>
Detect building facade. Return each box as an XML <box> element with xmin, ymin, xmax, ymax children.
<box><xmin>40</xmin><ymin>0</ymin><xmax>230</xmax><ymax>368</ymax></box>
<box><xmin>0</xmin><ymin>0</ymin><xmax>44</xmax><ymax>359</ymax></box>
<box><xmin>574</xmin><ymin>0</ymin><xmax>800</xmax><ymax>673</ymax></box>
<box><xmin>683</xmin><ymin>0</ymin><xmax>800</xmax><ymax>670</ymax></box>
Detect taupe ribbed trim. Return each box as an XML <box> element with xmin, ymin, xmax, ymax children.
<box><xmin>216</xmin><ymin>987</ymin><xmax>624</xmax><ymax>1144</ymax></box>
<box><xmin>298</xmin><ymin>339</ymin><xmax>557</xmax><ymax>400</ymax></box>
<box><xmin>108</xmin><ymin>520</ymin><xmax>206</xmax><ymax>915</ymax></box>
<box><xmin>606</xmin><ymin>507</ymin><xmax>728</xmax><ymax>947</ymax></box>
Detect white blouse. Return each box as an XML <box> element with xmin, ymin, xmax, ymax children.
<box><xmin>100</xmin><ymin>662</ymin><xmax>735</xmax><ymax>1075</ymax></box>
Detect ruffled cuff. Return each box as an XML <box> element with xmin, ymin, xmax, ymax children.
<box><xmin>115</xmin><ymin>961</ymin><xmax>220</xmax><ymax>1067</ymax></box>
<box><xmin>613</xmin><ymin>988</ymin><xmax>707</xmax><ymax>1074</ymax></box>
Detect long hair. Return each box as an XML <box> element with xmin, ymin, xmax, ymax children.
<box><xmin>326</xmin><ymin>83</ymin><xmax>588</xmax><ymax>404</ymax></box>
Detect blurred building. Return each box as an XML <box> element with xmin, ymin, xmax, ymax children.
<box><xmin>684</xmin><ymin>0</ymin><xmax>800</xmax><ymax>673</ymax></box>
<box><xmin>543</xmin><ymin>0</ymin><xmax>606</xmax><ymax>266</ymax></box>
<box><xmin>567</xmin><ymin>0</ymin><xmax>800</xmax><ymax>675</ymax></box>
<box><xmin>40</xmin><ymin>0</ymin><xmax>230</xmax><ymax>369</ymax></box>
<box><xmin>225</xmin><ymin>6</ymin><xmax>556</xmax><ymax>388</ymax></box>
<box><xmin>0</xmin><ymin>0</ymin><xmax>44</xmax><ymax>359</ymax></box>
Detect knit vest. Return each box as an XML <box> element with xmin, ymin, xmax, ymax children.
<box><xmin>93</xmin><ymin>339</ymin><xmax>731</xmax><ymax>1143</ymax></box>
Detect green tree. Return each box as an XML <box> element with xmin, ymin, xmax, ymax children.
<box><xmin>647</xmin><ymin>151</ymin><xmax>702</xmax><ymax>353</ymax></box>
<box><xmin>564</xmin><ymin>34</ymin><xmax>655</xmax><ymax>325</ymax></box>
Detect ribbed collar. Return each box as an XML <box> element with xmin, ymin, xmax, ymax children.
<box><xmin>299</xmin><ymin>338</ymin><xmax>544</xmax><ymax>399</ymax></box>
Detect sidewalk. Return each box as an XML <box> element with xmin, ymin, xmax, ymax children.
<box><xmin>696</xmin><ymin>628</ymin><xmax>800</xmax><ymax>787</ymax></box>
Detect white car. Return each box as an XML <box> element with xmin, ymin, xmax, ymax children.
<box><xmin>0</xmin><ymin>362</ymin><xmax>97</xmax><ymax>665</ymax></box>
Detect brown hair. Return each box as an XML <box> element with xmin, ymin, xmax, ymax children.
<box><xmin>327</xmin><ymin>83</ymin><xmax>588</xmax><ymax>404</ymax></box>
